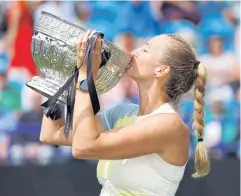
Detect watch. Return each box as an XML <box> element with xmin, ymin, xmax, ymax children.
<box><xmin>76</xmin><ymin>79</ymin><xmax>88</xmax><ymax>92</ymax></box>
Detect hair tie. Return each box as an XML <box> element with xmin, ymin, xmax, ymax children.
<box><xmin>194</xmin><ymin>61</ymin><xmax>200</xmax><ymax>69</ymax></box>
<box><xmin>198</xmin><ymin>138</ymin><xmax>203</xmax><ymax>142</ymax></box>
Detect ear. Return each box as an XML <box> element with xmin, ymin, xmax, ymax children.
<box><xmin>154</xmin><ymin>66</ymin><xmax>170</xmax><ymax>78</ymax></box>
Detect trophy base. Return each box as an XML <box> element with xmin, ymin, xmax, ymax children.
<box><xmin>26</xmin><ymin>76</ymin><xmax>67</xmax><ymax>104</ymax></box>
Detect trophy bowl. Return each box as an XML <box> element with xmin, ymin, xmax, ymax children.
<box><xmin>26</xmin><ymin>11</ymin><xmax>133</xmax><ymax>104</ymax></box>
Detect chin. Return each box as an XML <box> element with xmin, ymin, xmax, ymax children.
<box><xmin>126</xmin><ymin>68</ymin><xmax>138</xmax><ymax>81</ymax></box>
<box><xmin>126</xmin><ymin>60</ymin><xmax>140</xmax><ymax>80</ymax></box>
<box><xmin>126</xmin><ymin>66</ymin><xmax>134</xmax><ymax>78</ymax></box>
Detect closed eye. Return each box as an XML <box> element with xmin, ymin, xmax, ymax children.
<box><xmin>143</xmin><ymin>43</ymin><xmax>150</xmax><ymax>52</ymax></box>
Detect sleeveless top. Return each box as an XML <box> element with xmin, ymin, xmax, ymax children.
<box><xmin>98</xmin><ymin>103</ymin><xmax>186</xmax><ymax>196</ymax></box>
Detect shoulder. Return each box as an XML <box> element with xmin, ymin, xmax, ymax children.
<box><xmin>164</xmin><ymin>113</ymin><xmax>189</xmax><ymax>135</ymax></box>
<box><xmin>144</xmin><ymin>113</ymin><xmax>189</xmax><ymax>140</ymax></box>
<box><xmin>147</xmin><ymin>113</ymin><xmax>189</xmax><ymax>165</ymax></box>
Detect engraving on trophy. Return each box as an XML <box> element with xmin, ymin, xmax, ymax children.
<box><xmin>26</xmin><ymin>11</ymin><xmax>133</xmax><ymax>104</ymax></box>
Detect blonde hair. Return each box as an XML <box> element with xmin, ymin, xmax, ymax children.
<box><xmin>164</xmin><ymin>34</ymin><xmax>210</xmax><ymax>178</ymax></box>
<box><xmin>192</xmin><ymin>63</ymin><xmax>210</xmax><ymax>178</ymax></box>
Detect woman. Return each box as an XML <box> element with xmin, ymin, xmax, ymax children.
<box><xmin>40</xmin><ymin>30</ymin><xmax>210</xmax><ymax>196</ymax></box>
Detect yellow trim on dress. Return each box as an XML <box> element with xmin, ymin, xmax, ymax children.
<box><xmin>97</xmin><ymin>160</ymin><xmax>112</xmax><ymax>179</ymax></box>
<box><xmin>97</xmin><ymin>114</ymin><xmax>136</xmax><ymax>180</ymax></box>
<box><xmin>114</xmin><ymin>114</ymin><xmax>136</xmax><ymax>128</ymax></box>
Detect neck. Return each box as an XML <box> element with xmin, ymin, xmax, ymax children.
<box><xmin>137</xmin><ymin>80</ymin><xmax>168</xmax><ymax>116</ymax></box>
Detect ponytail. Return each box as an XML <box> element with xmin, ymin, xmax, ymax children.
<box><xmin>192</xmin><ymin>63</ymin><xmax>210</xmax><ymax>178</ymax></box>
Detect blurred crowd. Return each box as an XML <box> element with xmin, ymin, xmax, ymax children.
<box><xmin>0</xmin><ymin>1</ymin><xmax>240</xmax><ymax>165</ymax></box>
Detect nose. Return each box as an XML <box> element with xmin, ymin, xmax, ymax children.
<box><xmin>132</xmin><ymin>49</ymin><xmax>139</xmax><ymax>58</ymax></box>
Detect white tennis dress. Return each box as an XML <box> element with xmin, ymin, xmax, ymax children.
<box><xmin>98</xmin><ymin>103</ymin><xmax>187</xmax><ymax>196</ymax></box>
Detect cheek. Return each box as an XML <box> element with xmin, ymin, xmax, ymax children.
<box><xmin>137</xmin><ymin>54</ymin><xmax>156</xmax><ymax>73</ymax></box>
<box><xmin>127</xmin><ymin>54</ymin><xmax>155</xmax><ymax>78</ymax></box>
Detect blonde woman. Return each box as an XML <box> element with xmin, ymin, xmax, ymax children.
<box><xmin>40</xmin><ymin>30</ymin><xmax>210</xmax><ymax>196</ymax></box>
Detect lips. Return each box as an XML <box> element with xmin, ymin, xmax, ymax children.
<box><xmin>131</xmin><ymin>50</ymin><xmax>139</xmax><ymax>58</ymax></box>
<box><xmin>132</xmin><ymin>53</ymin><xmax>138</xmax><ymax>58</ymax></box>
<box><xmin>126</xmin><ymin>63</ymin><xmax>131</xmax><ymax>69</ymax></box>
<box><xmin>126</xmin><ymin>57</ymin><xmax>135</xmax><ymax>69</ymax></box>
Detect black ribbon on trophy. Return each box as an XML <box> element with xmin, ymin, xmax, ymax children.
<box><xmin>41</xmin><ymin>32</ymin><xmax>111</xmax><ymax>138</ymax></box>
<box><xmin>26</xmin><ymin>12</ymin><xmax>133</xmax><ymax>141</ymax></box>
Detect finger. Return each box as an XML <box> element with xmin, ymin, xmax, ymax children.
<box><xmin>76</xmin><ymin>34</ymin><xmax>83</xmax><ymax>54</ymax></box>
<box><xmin>78</xmin><ymin>30</ymin><xmax>91</xmax><ymax>68</ymax></box>
<box><xmin>76</xmin><ymin>35</ymin><xmax>84</xmax><ymax>68</ymax></box>
<box><xmin>94</xmin><ymin>36</ymin><xmax>102</xmax><ymax>52</ymax></box>
<box><xmin>81</xmin><ymin>30</ymin><xmax>91</xmax><ymax>50</ymax></box>
<box><xmin>89</xmin><ymin>30</ymin><xmax>97</xmax><ymax>40</ymax></box>
<box><xmin>94</xmin><ymin>39</ymin><xmax>102</xmax><ymax>52</ymax></box>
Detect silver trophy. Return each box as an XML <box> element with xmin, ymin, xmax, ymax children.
<box><xmin>26</xmin><ymin>11</ymin><xmax>133</xmax><ymax>105</ymax></box>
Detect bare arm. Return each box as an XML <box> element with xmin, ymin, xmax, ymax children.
<box><xmin>40</xmin><ymin>31</ymin><xmax>107</xmax><ymax>146</ymax></box>
<box><xmin>72</xmin><ymin>86</ymin><xmax>188</xmax><ymax>160</ymax></box>
<box><xmin>70</xmin><ymin>30</ymin><xmax>189</xmax><ymax>161</ymax></box>
<box><xmin>4</xmin><ymin>2</ymin><xmax>21</xmax><ymax>56</ymax></box>
<box><xmin>40</xmin><ymin>109</ymin><xmax>106</xmax><ymax>146</ymax></box>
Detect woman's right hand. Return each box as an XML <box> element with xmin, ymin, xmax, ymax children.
<box><xmin>76</xmin><ymin>30</ymin><xmax>102</xmax><ymax>80</ymax></box>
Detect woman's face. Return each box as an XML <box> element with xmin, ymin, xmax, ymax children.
<box><xmin>126</xmin><ymin>35</ymin><xmax>168</xmax><ymax>81</ymax></box>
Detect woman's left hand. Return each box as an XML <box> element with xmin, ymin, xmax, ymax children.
<box><xmin>76</xmin><ymin>30</ymin><xmax>102</xmax><ymax>80</ymax></box>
